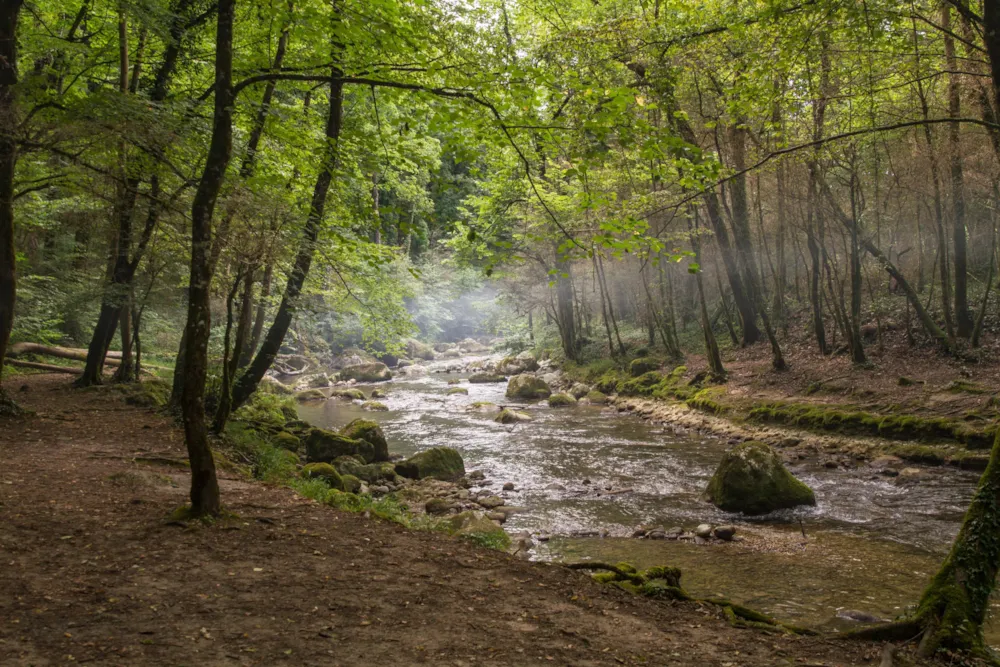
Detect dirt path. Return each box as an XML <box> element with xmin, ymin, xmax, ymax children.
<box><xmin>0</xmin><ymin>375</ymin><xmax>959</xmax><ymax>666</ymax></box>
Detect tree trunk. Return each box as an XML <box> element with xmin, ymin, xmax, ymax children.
<box><xmin>847</xmin><ymin>170</ymin><xmax>867</xmax><ymax>365</ymax></box>
<box><xmin>180</xmin><ymin>0</ymin><xmax>236</xmax><ymax>517</ymax></box>
<box><xmin>690</xmin><ymin>213</ymin><xmax>725</xmax><ymax>379</ymax></box>
<box><xmin>111</xmin><ymin>294</ymin><xmax>135</xmax><ymax>382</ymax></box>
<box><xmin>213</xmin><ymin>266</ymin><xmax>246</xmax><ymax>433</ymax></box>
<box><xmin>555</xmin><ymin>250</ymin><xmax>580</xmax><ymax>360</ymax></box>
<box><xmin>943</xmin><ymin>5</ymin><xmax>972</xmax><ymax>337</ymax></box>
<box><xmin>242</xmin><ymin>262</ymin><xmax>271</xmax><ymax>367</ymax></box>
<box><xmin>230</xmin><ymin>72</ymin><xmax>344</xmax><ymax>413</ymax></box>
<box><xmin>0</xmin><ymin>0</ymin><xmax>21</xmax><ymax>405</ymax></box>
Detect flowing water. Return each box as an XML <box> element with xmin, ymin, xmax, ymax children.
<box><xmin>297</xmin><ymin>356</ymin><xmax>999</xmax><ymax>638</ymax></box>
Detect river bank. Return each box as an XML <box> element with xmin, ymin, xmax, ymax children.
<box><xmin>0</xmin><ymin>373</ymin><xmax>961</xmax><ymax>666</ymax></box>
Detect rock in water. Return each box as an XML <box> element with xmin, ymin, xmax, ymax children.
<box><xmin>338</xmin><ymin>362</ymin><xmax>392</xmax><ymax>383</ymax></box>
<box><xmin>705</xmin><ymin>441</ymin><xmax>816</xmax><ymax>515</ymax></box>
<box><xmin>495</xmin><ymin>408</ymin><xmax>532</xmax><ymax>424</ymax></box>
<box><xmin>547</xmin><ymin>393</ymin><xmax>577</xmax><ymax>407</ymax></box>
<box><xmin>395</xmin><ymin>447</ymin><xmax>466</xmax><ymax>481</ymax></box>
<box><xmin>505</xmin><ymin>374</ymin><xmax>552</xmax><ymax>400</ymax></box>
<box><xmin>340</xmin><ymin>419</ymin><xmax>389</xmax><ymax>462</ymax></box>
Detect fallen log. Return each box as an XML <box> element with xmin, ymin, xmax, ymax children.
<box><xmin>6</xmin><ymin>358</ymin><xmax>159</xmax><ymax>375</ymax></box>
<box><xmin>8</xmin><ymin>342</ymin><xmax>122</xmax><ymax>361</ymax></box>
<box><xmin>6</xmin><ymin>359</ymin><xmax>81</xmax><ymax>374</ymax></box>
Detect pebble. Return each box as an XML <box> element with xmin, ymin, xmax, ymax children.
<box><xmin>502</xmin><ymin>482</ymin><xmax>515</xmax><ymax>491</ymax></box>
<box><xmin>694</xmin><ymin>523</ymin><xmax>713</xmax><ymax>539</ymax></box>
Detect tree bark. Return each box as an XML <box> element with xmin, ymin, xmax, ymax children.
<box><xmin>180</xmin><ymin>0</ymin><xmax>236</xmax><ymax>517</ymax></box>
<box><xmin>242</xmin><ymin>262</ymin><xmax>271</xmax><ymax>367</ymax></box>
<box><xmin>943</xmin><ymin>4</ymin><xmax>972</xmax><ymax>337</ymax></box>
<box><xmin>230</xmin><ymin>71</ymin><xmax>344</xmax><ymax>413</ymax></box>
<box><xmin>0</xmin><ymin>0</ymin><xmax>22</xmax><ymax>401</ymax></box>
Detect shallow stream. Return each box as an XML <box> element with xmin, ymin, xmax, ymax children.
<box><xmin>297</xmin><ymin>356</ymin><xmax>997</xmax><ymax>638</ymax></box>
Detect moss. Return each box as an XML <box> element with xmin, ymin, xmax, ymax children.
<box><xmin>705</xmin><ymin>441</ymin><xmax>816</xmax><ymax>515</ymax></box>
<box><xmin>586</xmin><ymin>390</ymin><xmax>608</xmax><ymax>404</ymax></box>
<box><xmin>629</xmin><ymin>357</ymin><xmax>660</xmax><ymax>377</ymax></box>
<box><xmin>300</xmin><ymin>462</ymin><xmax>344</xmax><ymax>490</ymax></box>
<box><xmin>686</xmin><ymin>388</ymin><xmax>726</xmax><ymax>414</ymax></box>
<box><xmin>120</xmin><ymin>378</ymin><xmax>170</xmax><ymax>407</ymax></box>
<box><xmin>618</xmin><ymin>371</ymin><xmax>666</xmax><ymax>397</ymax></box>
<box><xmin>945</xmin><ymin>380</ymin><xmax>990</xmax><ymax>395</ymax></box>
<box><xmin>272</xmin><ymin>430</ymin><xmax>301</xmax><ymax>452</ymax></box>
<box><xmin>469</xmin><ymin>372</ymin><xmax>507</xmax><ymax>384</ymax></box>
<box><xmin>305</xmin><ymin>428</ymin><xmax>374</xmax><ymax>463</ymax></box>
<box><xmin>468</xmin><ymin>401</ymin><xmax>499</xmax><ymax>412</ymax></box>
<box><xmin>370</xmin><ymin>388</ymin><xmax>387</xmax><ymax>399</ymax></box>
<box><xmin>593</xmin><ymin>371</ymin><xmax>626</xmax><ymax>394</ymax></box>
<box><xmin>547</xmin><ymin>392</ymin><xmax>577</xmax><ymax>407</ymax></box>
<box><xmin>330</xmin><ymin>388</ymin><xmax>366</xmax><ymax>400</ymax></box>
<box><xmin>295</xmin><ymin>388</ymin><xmax>327</xmax><ymax>402</ymax></box>
<box><xmin>340</xmin><ymin>474</ymin><xmax>362</xmax><ymax>493</ymax></box>
<box><xmin>395</xmin><ymin>446</ymin><xmax>465</xmax><ymax>481</ymax></box>
<box><xmin>495</xmin><ymin>408</ymin><xmax>532</xmax><ymax>424</ymax></box>
<box><xmin>362</xmin><ymin>400</ymin><xmax>388</xmax><ymax>411</ymax></box>
<box><xmin>505</xmin><ymin>374</ymin><xmax>551</xmax><ymax>399</ymax></box>
<box><xmin>447</xmin><ymin>387</ymin><xmax>469</xmax><ymax>395</ymax></box>
<box><xmin>236</xmin><ymin>392</ymin><xmax>297</xmax><ymax>426</ymax></box>
<box><xmin>339</xmin><ymin>419</ymin><xmax>389</xmax><ymax>462</ymax></box>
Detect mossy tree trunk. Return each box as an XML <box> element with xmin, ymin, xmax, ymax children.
<box><xmin>911</xmin><ymin>427</ymin><xmax>1000</xmax><ymax>654</ymax></box>
<box><xmin>0</xmin><ymin>0</ymin><xmax>21</xmax><ymax>409</ymax></box>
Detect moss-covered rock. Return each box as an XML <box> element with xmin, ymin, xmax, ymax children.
<box><xmin>294</xmin><ymin>388</ymin><xmax>327</xmax><ymax>402</ymax></box>
<box><xmin>362</xmin><ymin>400</ymin><xmax>388</xmax><ymax>411</ymax></box>
<box><xmin>468</xmin><ymin>401</ymin><xmax>500</xmax><ymax>413</ymax></box>
<box><xmin>495</xmin><ymin>408</ymin><xmax>532</xmax><ymax>424</ymax></box>
<box><xmin>469</xmin><ymin>372</ymin><xmax>507</xmax><ymax>384</ymax></box>
<box><xmin>547</xmin><ymin>393</ymin><xmax>577</xmax><ymax>407</ymax></box>
<box><xmin>395</xmin><ymin>447</ymin><xmax>465</xmax><ymax>481</ymax></box>
<box><xmin>330</xmin><ymin>388</ymin><xmax>366</xmax><ymax>400</ymax></box>
<box><xmin>121</xmin><ymin>378</ymin><xmax>171</xmax><ymax>407</ymax></box>
<box><xmin>569</xmin><ymin>383</ymin><xmax>591</xmax><ymax>399</ymax></box>
<box><xmin>338</xmin><ymin>363</ymin><xmax>392</xmax><ymax>383</ymax></box>
<box><xmin>301</xmin><ymin>462</ymin><xmax>344</xmax><ymax>490</ymax></box>
<box><xmin>497</xmin><ymin>351</ymin><xmax>539</xmax><ymax>376</ymax></box>
<box><xmin>505</xmin><ymin>374</ymin><xmax>551</xmax><ymax>400</ymax></box>
<box><xmin>446</xmin><ymin>511</ymin><xmax>510</xmax><ymax>549</ymax></box>
<box><xmin>305</xmin><ymin>428</ymin><xmax>375</xmax><ymax>464</ymax></box>
<box><xmin>405</xmin><ymin>338</ymin><xmax>436</xmax><ymax>361</ymax></box>
<box><xmin>586</xmin><ymin>390</ymin><xmax>608</xmax><ymax>404</ymax></box>
<box><xmin>705</xmin><ymin>441</ymin><xmax>816</xmax><ymax>515</ymax></box>
<box><xmin>334</xmin><ymin>458</ymin><xmax>397</xmax><ymax>484</ymax></box>
<box><xmin>370</xmin><ymin>388</ymin><xmax>387</xmax><ymax>399</ymax></box>
<box><xmin>340</xmin><ymin>474</ymin><xmax>363</xmax><ymax>493</ymax></box>
<box><xmin>447</xmin><ymin>387</ymin><xmax>469</xmax><ymax>395</ymax></box>
<box><xmin>629</xmin><ymin>357</ymin><xmax>660</xmax><ymax>377</ymax></box>
<box><xmin>339</xmin><ymin>419</ymin><xmax>389</xmax><ymax>462</ymax></box>
<box><xmin>272</xmin><ymin>430</ymin><xmax>301</xmax><ymax>452</ymax></box>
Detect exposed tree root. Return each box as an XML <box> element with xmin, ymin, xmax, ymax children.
<box><xmin>842</xmin><ymin>620</ymin><xmax>923</xmax><ymax>642</ymax></box>
<box><xmin>568</xmin><ymin>561</ymin><xmax>814</xmax><ymax>635</ymax></box>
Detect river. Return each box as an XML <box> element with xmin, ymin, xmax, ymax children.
<box><xmin>296</xmin><ymin>355</ymin><xmax>996</xmax><ymax>637</ymax></box>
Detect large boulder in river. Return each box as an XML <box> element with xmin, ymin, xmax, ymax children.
<box><xmin>395</xmin><ymin>447</ymin><xmax>465</xmax><ymax>481</ymax></box>
<box><xmin>305</xmin><ymin>428</ymin><xmax>375</xmax><ymax>464</ymax></box>
<box><xmin>339</xmin><ymin>418</ymin><xmax>389</xmax><ymax>462</ymax></box>
<box><xmin>506</xmin><ymin>374</ymin><xmax>551</xmax><ymax>400</ymax></box>
<box><xmin>469</xmin><ymin>372</ymin><xmax>507</xmax><ymax>384</ymax></box>
<box><xmin>705</xmin><ymin>441</ymin><xmax>816</xmax><ymax>515</ymax></box>
<box><xmin>405</xmin><ymin>338</ymin><xmax>436</xmax><ymax>361</ymax></box>
<box><xmin>338</xmin><ymin>362</ymin><xmax>392</xmax><ymax>383</ymax></box>
<box><xmin>498</xmin><ymin>351</ymin><xmax>539</xmax><ymax>376</ymax></box>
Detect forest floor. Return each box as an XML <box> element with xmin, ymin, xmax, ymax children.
<box><xmin>0</xmin><ymin>373</ymin><xmax>981</xmax><ymax>666</ymax></box>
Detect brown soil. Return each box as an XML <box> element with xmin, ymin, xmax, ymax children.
<box><xmin>0</xmin><ymin>374</ymin><xmax>979</xmax><ymax>666</ymax></box>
